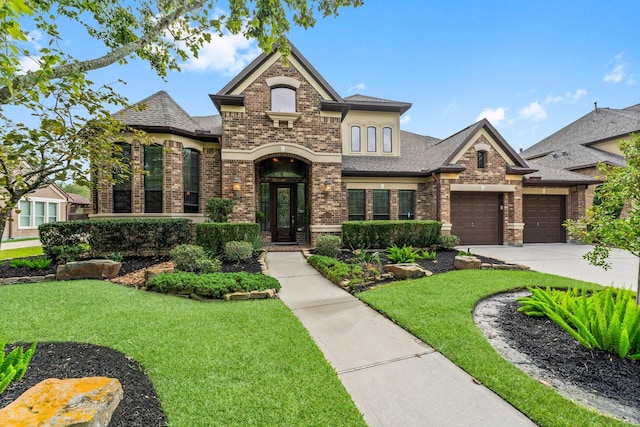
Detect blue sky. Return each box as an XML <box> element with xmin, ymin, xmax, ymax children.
<box><xmin>19</xmin><ymin>0</ymin><xmax>640</xmax><ymax>151</ymax></box>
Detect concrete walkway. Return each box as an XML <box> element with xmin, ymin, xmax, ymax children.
<box><xmin>0</xmin><ymin>239</ymin><xmax>42</xmax><ymax>250</ymax></box>
<box><xmin>267</xmin><ymin>252</ymin><xmax>535</xmax><ymax>427</ymax></box>
<box><xmin>465</xmin><ymin>243</ymin><xmax>638</xmax><ymax>290</ymax></box>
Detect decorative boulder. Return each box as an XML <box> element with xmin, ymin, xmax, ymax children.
<box><xmin>384</xmin><ymin>263</ymin><xmax>431</xmax><ymax>280</ymax></box>
<box><xmin>454</xmin><ymin>256</ymin><xmax>482</xmax><ymax>270</ymax></box>
<box><xmin>0</xmin><ymin>377</ymin><xmax>123</xmax><ymax>427</ymax></box>
<box><xmin>56</xmin><ymin>260</ymin><xmax>122</xmax><ymax>280</ymax></box>
<box><xmin>144</xmin><ymin>266</ymin><xmax>174</xmax><ymax>282</ymax></box>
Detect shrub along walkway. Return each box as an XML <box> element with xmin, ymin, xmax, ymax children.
<box><xmin>267</xmin><ymin>251</ymin><xmax>536</xmax><ymax>427</ymax></box>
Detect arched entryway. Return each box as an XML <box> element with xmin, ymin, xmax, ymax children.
<box><xmin>257</xmin><ymin>157</ymin><xmax>309</xmax><ymax>243</ymax></box>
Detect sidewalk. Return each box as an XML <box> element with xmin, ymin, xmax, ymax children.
<box><xmin>0</xmin><ymin>239</ymin><xmax>42</xmax><ymax>250</ymax></box>
<box><xmin>267</xmin><ymin>251</ymin><xmax>535</xmax><ymax>427</ymax></box>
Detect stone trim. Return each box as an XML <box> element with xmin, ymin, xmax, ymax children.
<box><xmin>522</xmin><ymin>187</ymin><xmax>569</xmax><ymax>195</ymax></box>
<box><xmin>221</xmin><ymin>143</ymin><xmax>342</xmax><ymax>163</ymax></box>
<box><xmin>266</xmin><ymin>76</ymin><xmax>301</xmax><ymax>88</ymax></box>
<box><xmin>265</xmin><ymin>111</ymin><xmax>303</xmax><ymax>128</ymax></box>
<box><xmin>345</xmin><ymin>182</ymin><xmax>419</xmax><ymax>190</ymax></box>
<box><xmin>507</xmin><ymin>222</ymin><xmax>525</xmax><ymax>230</ymax></box>
<box><xmin>221</xmin><ymin>105</ymin><xmax>246</xmax><ymax>113</ymax></box>
<box><xmin>450</xmin><ymin>183</ymin><xmax>516</xmax><ymax>192</ymax></box>
<box><xmin>310</xmin><ymin>224</ymin><xmax>342</xmax><ymax>232</ymax></box>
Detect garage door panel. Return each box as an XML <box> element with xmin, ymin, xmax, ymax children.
<box><xmin>451</xmin><ymin>193</ymin><xmax>501</xmax><ymax>245</ymax></box>
<box><xmin>524</xmin><ymin>195</ymin><xmax>566</xmax><ymax>243</ymax></box>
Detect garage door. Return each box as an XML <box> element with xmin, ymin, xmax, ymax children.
<box><xmin>450</xmin><ymin>193</ymin><xmax>502</xmax><ymax>245</ymax></box>
<box><xmin>523</xmin><ymin>195</ymin><xmax>566</xmax><ymax>243</ymax></box>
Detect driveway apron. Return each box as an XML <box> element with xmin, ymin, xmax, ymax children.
<box><xmin>267</xmin><ymin>251</ymin><xmax>535</xmax><ymax>427</ymax></box>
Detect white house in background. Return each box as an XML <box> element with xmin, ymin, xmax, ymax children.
<box><xmin>1</xmin><ymin>183</ymin><xmax>69</xmax><ymax>241</ymax></box>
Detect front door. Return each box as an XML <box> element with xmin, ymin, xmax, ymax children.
<box><xmin>272</xmin><ymin>184</ymin><xmax>296</xmax><ymax>242</ymax></box>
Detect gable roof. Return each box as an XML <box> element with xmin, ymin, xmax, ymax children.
<box><xmin>114</xmin><ymin>91</ymin><xmax>221</xmax><ymax>140</ymax></box>
<box><xmin>66</xmin><ymin>193</ymin><xmax>90</xmax><ymax>205</ymax></box>
<box><xmin>211</xmin><ymin>40</ymin><xmax>345</xmax><ymax>113</ymax></box>
<box><xmin>521</xmin><ymin>103</ymin><xmax>640</xmax><ymax>162</ymax></box>
<box><xmin>522</xmin><ymin>161</ymin><xmax>601</xmax><ymax>186</ymax></box>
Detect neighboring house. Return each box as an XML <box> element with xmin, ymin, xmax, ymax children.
<box><xmin>66</xmin><ymin>193</ymin><xmax>91</xmax><ymax>220</ymax></box>
<box><xmin>2</xmin><ymin>183</ymin><xmax>69</xmax><ymax>240</ymax></box>
<box><xmin>521</xmin><ymin>103</ymin><xmax>640</xmax><ymax>218</ymax></box>
<box><xmin>92</xmin><ymin>41</ymin><xmax>599</xmax><ymax>246</ymax></box>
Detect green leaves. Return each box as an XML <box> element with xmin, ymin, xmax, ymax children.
<box><xmin>0</xmin><ymin>342</ymin><xmax>37</xmax><ymax>395</ymax></box>
<box><xmin>387</xmin><ymin>244</ymin><xmax>420</xmax><ymax>264</ymax></box>
<box><xmin>517</xmin><ymin>286</ymin><xmax>640</xmax><ymax>360</ymax></box>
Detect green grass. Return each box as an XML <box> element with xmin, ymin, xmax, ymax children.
<box><xmin>0</xmin><ymin>246</ymin><xmax>43</xmax><ymax>260</ymax></box>
<box><xmin>0</xmin><ymin>280</ymin><xmax>365</xmax><ymax>426</ymax></box>
<box><xmin>358</xmin><ymin>270</ymin><xmax>633</xmax><ymax>427</ymax></box>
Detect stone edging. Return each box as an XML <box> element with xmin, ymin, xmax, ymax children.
<box><xmin>0</xmin><ymin>274</ymin><xmax>56</xmax><ymax>285</ymax></box>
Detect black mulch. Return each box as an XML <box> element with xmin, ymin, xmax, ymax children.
<box><xmin>497</xmin><ymin>299</ymin><xmax>640</xmax><ymax>409</ymax></box>
<box><xmin>0</xmin><ymin>342</ymin><xmax>167</xmax><ymax>427</ymax></box>
<box><xmin>0</xmin><ymin>256</ymin><xmax>57</xmax><ymax>278</ymax></box>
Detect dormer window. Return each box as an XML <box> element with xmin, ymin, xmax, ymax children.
<box><xmin>271</xmin><ymin>87</ymin><xmax>296</xmax><ymax>112</ymax></box>
<box><xmin>477</xmin><ymin>150</ymin><xmax>488</xmax><ymax>169</ymax></box>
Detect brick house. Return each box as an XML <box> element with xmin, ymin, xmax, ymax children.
<box><xmin>92</xmin><ymin>41</ymin><xmax>599</xmax><ymax>246</ymax></box>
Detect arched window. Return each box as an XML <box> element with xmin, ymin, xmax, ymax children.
<box><xmin>271</xmin><ymin>87</ymin><xmax>296</xmax><ymax>112</ymax></box>
<box><xmin>113</xmin><ymin>142</ymin><xmax>132</xmax><ymax>213</ymax></box>
<box><xmin>183</xmin><ymin>148</ymin><xmax>200</xmax><ymax>213</ymax></box>
<box><xmin>477</xmin><ymin>150</ymin><xmax>488</xmax><ymax>169</ymax></box>
<box><xmin>367</xmin><ymin>126</ymin><xmax>377</xmax><ymax>152</ymax></box>
<box><xmin>351</xmin><ymin>126</ymin><xmax>361</xmax><ymax>152</ymax></box>
<box><xmin>383</xmin><ymin>127</ymin><xmax>392</xmax><ymax>153</ymax></box>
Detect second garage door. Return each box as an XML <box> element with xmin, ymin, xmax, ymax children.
<box><xmin>450</xmin><ymin>193</ymin><xmax>502</xmax><ymax>245</ymax></box>
<box><xmin>523</xmin><ymin>195</ymin><xmax>566</xmax><ymax>243</ymax></box>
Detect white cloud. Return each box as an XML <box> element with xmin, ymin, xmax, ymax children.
<box><xmin>442</xmin><ymin>103</ymin><xmax>457</xmax><ymax>115</ymax></box>
<box><xmin>519</xmin><ymin>102</ymin><xmax>547</xmax><ymax>122</ymax></box>
<box><xmin>347</xmin><ymin>83</ymin><xmax>366</xmax><ymax>93</ymax></box>
<box><xmin>603</xmin><ymin>52</ymin><xmax>634</xmax><ymax>85</ymax></box>
<box><xmin>400</xmin><ymin>115</ymin><xmax>411</xmax><ymax>125</ymax></box>
<box><xmin>543</xmin><ymin>94</ymin><xmax>563</xmax><ymax>104</ymax></box>
<box><xmin>476</xmin><ymin>107</ymin><xmax>507</xmax><ymax>126</ymax></box>
<box><xmin>566</xmin><ymin>89</ymin><xmax>587</xmax><ymax>102</ymax></box>
<box><xmin>17</xmin><ymin>56</ymin><xmax>41</xmax><ymax>73</ymax></box>
<box><xmin>181</xmin><ymin>33</ymin><xmax>261</xmax><ymax>75</ymax></box>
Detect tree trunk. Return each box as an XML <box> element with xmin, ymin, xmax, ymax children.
<box><xmin>636</xmin><ymin>256</ymin><xmax>640</xmax><ymax>305</ymax></box>
<box><xmin>0</xmin><ymin>209</ymin><xmax>10</xmax><ymax>252</ymax></box>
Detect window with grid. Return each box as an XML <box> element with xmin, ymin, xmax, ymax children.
<box><xmin>399</xmin><ymin>190</ymin><xmax>415</xmax><ymax>220</ymax></box>
<box><xmin>383</xmin><ymin>127</ymin><xmax>392</xmax><ymax>153</ymax></box>
<box><xmin>372</xmin><ymin>190</ymin><xmax>389</xmax><ymax>220</ymax></box>
<box><xmin>144</xmin><ymin>145</ymin><xmax>163</xmax><ymax>213</ymax></box>
<box><xmin>348</xmin><ymin>189</ymin><xmax>365</xmax><ymax>220</ymax></box>
<box><xmin>19</xmin><ymin>200</ymin><xmax>31</xmax><ymax>227</ymax></box>
<box><xmin>351</xmin><ymin>126</ymin><xmax>361</xmax><ymax>152</ymax></box>
<box><xmin>34</xmin><ymin>202</ymin><xmax>45</xmax><ymax>226</ymax></box>
<box><xmin>48</xmin><ymin>203</ymin><xmax>58</xmax><ymax>222</ymax></box>
<box><xmin>183</xmin><ymin>148</ymin><xmax>200</xmax><ymax>213</ymax></box>
<box><xmin>477</xmin><ymin>150</ymin><xmax>488</xmax><ymax>169</ymax></box>
<box><xmin>113</xmin><ymin>143</ymin><xmax>132</xmax><ymax>213</ymax></box>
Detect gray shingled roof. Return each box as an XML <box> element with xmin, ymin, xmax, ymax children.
<box><xmin>344</xmin><ymin>94</ymin><xmax>411</xmax><ymax>114</ymax></box>
<box><xmin>521</xmin><ymin>104</ymin><xmax>640</xmax><ymax>161</ymax></box>
<box><xmin>523</xmin><ymin>161</ymin><xmax>600</xmax><ymax>185</ymax></box>
<box><xmin>114</xmin><ymin>91</ymin><xmax>222</xmax><ymax>135</ymax></box>
<box><xmin>531</xmin><ymin>144</ymin><xmax>624</xmax><ymax>170</ymax></box>
<box><xmin>342</xmin><ymin>131</ymin><xmax>440</xmax><ymax>175</ymax></box>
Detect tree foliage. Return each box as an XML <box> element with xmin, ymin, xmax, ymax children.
<box><xmin>565</xmin><ymin>134</ymin><xmax>640</xmax><ymax>304</ymax></box>
<box><xmin>0</xmin><ymin>0</ymin><xmax>362</xmax><ymax>248</ymax></box>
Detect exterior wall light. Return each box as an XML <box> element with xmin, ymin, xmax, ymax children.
<box><xmin>232</xmin><ymin>177</ymin><xmax>241</xmax><ymax>192</ymax></box>
<box><xmin>323</xmin><ymin>179</ymin><xmax>332</xmax><ymax>193</ymax></box>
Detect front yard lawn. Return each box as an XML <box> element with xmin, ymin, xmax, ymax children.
<box><xmin>0</xmin><ymin>280</ymin><xmax>365</xmax><ymax>426</ymax></box>
<box><xmin>358</xmin><ymin>269</ymin><xmax>633</xmax><ymax>427</ymax></box>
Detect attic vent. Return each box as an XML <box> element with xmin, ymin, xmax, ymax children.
<box><xmin>195</xmin><ymin>129</ymin><xmax>211</xmax><ymax>135</ymax></box>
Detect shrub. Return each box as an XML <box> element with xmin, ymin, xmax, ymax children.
<box><xmin>342</xmin><ymin>220</ymin><xmax>441</xmax><ymax>248</ymax></box>
<box><xmin>107</xmin><ymin>252</ymin><xmax>123</xmax><ymax>262</ymax></box>
<box><xmin>9</xmin><ymin>257</ymin><xmax>52</xmax><ymax>269</ymax></box>
<box><xmin>224</xmin><ymin>241</ymin><xmax>253</xmax><ymax>263</ymax></box>
<box><xmin>307</xmin><ymin>254</ymin><xmax>379</xmax><ymax>290</ymax></box>
<box><xmin>517</xmin><ymin>286</ymin><xmax>640</xmax><ymax>360</ymax></box>
<box><xmin>387</xmin><ymin>244</ymin><xmax>420</xmax><ymax>264</ymax></box>
<box><xmin>204</xmin><ymin>198</ymin><xmax>234</xmax><ymax>222</ymax></box>
<box><xmin>418</xmin><ymin>250</ymin><xmax>437</xmax><ymax>261</ymax></box>
<box><xmin>170</xmin><ymin>244</ymin><xmax>221</xmax><ymax>274</ymax></box>
<box><xmin>438</xmin><ymin>234</ymin><xmax>460</xmax><ymax>249</ymax></box>
<box><xmin>315</xmin><ymin>235</ymin><xmax>342</xmax><ymax>258</ymax></box>
<box><xmin>0</xmin><ymin>342</ymin><xmax>36</xmax><ymax>395</ymax></box>
<box><xmin>351</xmin><ymin>250</ymin><xmax>382</xmax><ymax>269</ymax></box>
<box><xmin>196</xmin><ymin>223</ymin><xmax>260</xmax><ymax>256</ymax></box>
<box><xmin>146</xmin><ymin>272</ymin><xmax>280</xmax><ymax>299</ymax></box>
<box><xmin>46</xmin><ymin>244</ymin><xmax>89</xmax><ymax>263</ymax></box>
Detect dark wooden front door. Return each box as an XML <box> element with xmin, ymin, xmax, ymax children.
<box><xmin>271</xmin><ymin>184</ymin><xmax>296</xmax><ymax>242</ymax></box>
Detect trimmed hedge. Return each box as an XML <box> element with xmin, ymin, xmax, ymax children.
<box><xmin>342</xmin><ymin>220</ymin><xmax>442</xmax><ymax>249</ymax></box>
<box><xmin>307</xmin><ymin>254</ymin><xmax>364</xmax><ymax>287</ymax></box>
<box><xmin>146</xmin><ymin>271</ymin><xmax>281</xmax><ymax>299</ymax></box>
<box><xmin>39</xmin><ymin>218</ymin><xmax>193</xmax><ymax>258</ymax></box>
<box><xmin>196</xmin><ymin>223</ymin><xmax>260</xmax><ymax>255</ymax></box>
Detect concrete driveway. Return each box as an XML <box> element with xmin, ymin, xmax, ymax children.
<box><xmin>465</xmin><ymin>243</ymin><xmax>638</xmax><ymax>290</ymax></box>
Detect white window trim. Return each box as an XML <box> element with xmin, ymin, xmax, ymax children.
<box><xmin>17</xmin><ymin>198</ymin><xmax>61</xmax><ymax>229</ymax></box>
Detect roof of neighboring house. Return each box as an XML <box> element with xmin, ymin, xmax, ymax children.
<box><xmin>114</xmin><ymin>91</ymin><xmax>221</xmax><ymax>139</ymax></box>
<box><xmin>528</xmin><ymin>144</ymin><xmax>625</xmax><ymax>171</ymax></box>
<box><xmin>521</xmin><ymin>103</ymin><xmax>640</xmax><ymax>165</ymax></box>
<box><xmin>66</xmin><ymin>193</ymin><xmax>90</xmax><ymax>205</ymax></box>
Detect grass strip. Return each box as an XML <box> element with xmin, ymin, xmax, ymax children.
<box><xmin>0</xmin><ymin>280</ymin><xmax>365</xmax><ymax>426</ymax></box>
<box><xmin>358</xmin><ymin>269</ymin><xmax>632</xmax><ymax>427</ymax></box>
<box><xmin>0</xmin><ymin>246</ymin><xmax>43</xmax><ymax>260</ymax></box>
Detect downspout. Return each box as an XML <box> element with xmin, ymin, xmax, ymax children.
<box><xmin>432</xmin><ymin>172</ymin><xmax>441</xmax><ymax>221</ymax></box>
